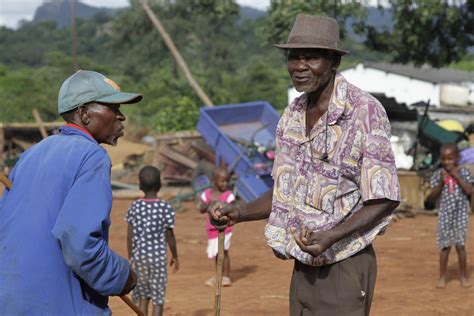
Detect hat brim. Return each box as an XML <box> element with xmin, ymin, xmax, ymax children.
<box><xmin>96</xmin><ymin>91</ymin><xmax>143</xmax><ymax>105</ymax></box>
<box><xmin>273</xmin><ymin>43</ymin><xmax>349</xmax><ymax>55</ymax></box>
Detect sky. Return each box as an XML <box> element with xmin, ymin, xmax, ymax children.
<box><xmin>0</xmin><ymin>0</ymin><xmax>271</xmax><ymax>29</ymax></box>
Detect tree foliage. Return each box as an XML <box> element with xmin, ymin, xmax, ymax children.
<box><xmin>0</xmin><ymin>0</ymin><xmax>472</xmax><ymax>131</ymax></box>
<box><xmin>364</xmin><ymin>0</ymin><xmax>474</xmax><ymax>67</ymax></box>
<box><xmin>260</xmin><ymin>0</ymin><xmax>366</xmax><ymax>45</ymax></box>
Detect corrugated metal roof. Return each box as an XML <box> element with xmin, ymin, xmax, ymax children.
<box><xmin>365</xmin><ymin>62</ymin><xmax>474</xmax><ymax>84</ymax></box>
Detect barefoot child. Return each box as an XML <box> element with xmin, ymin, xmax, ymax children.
<box><xmin>426</xmin><ymin>143</ymin><xmax>472</xmax><ymax>288</ymax></box>
<box><xmin>126</xmin><ymin>166</ymin><xmax>179</xmax><ymax>315</ymax></box>
<box><xmin>199</xmin><ymin>167</ymin><xmax>235</xmax><ymax>287</ymax></box>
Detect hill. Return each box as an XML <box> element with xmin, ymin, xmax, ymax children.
<box><xmin>33</xmin><ymin>0</ymin><xmax>122</xmax><ymax>28</ymax></box>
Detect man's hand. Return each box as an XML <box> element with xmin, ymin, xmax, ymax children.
<box><xmin>118</xmin><ymin>269</ymin><xmax>137</xmax><ymax>296</ymax></box>
<box><xmin>208</xmin><ymin>201</ymin><xmax>240</xmax><ymax>230</ymax></box>
<box><xmin>170</xmin><ymin>257</ymin><xmax>179</xmax><ymax>273</ymax></box>
<box><xmin>293</xmin><ymin>226</ymin><xmax>336</xmax><ymax>257</ymax></box>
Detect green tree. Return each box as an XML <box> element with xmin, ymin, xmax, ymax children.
<box><xmin>364</xmin><ymin>0</ymin><xmax>474</xmax><ymax>67</ymax></box>
<box><xmin>0</xmin><ymin>52</ymin><xmax>113</xmax><ymax>123</ymax></box>
<box><xmin>259</xmin><ymin>0</ymin><xmax>366</xmax><ymax>45</ymax></box>
<box><xmin>448</xmin><ymin>53</ymin><xmax>474</xmax><ymax>71</ymax></box>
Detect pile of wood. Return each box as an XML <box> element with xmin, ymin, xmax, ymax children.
<box><xmin>0</xmin><ymin>110</ymin><xmax>63</xmax><ymax>168</ymax></box>
<box><xmin>111</xmin><ymin>131</ymin><xmax>218</xmax><ymax>202</ymax></box>
<box><xmin>153</xmin><ymin>130</ymin><xmax>216</xmax><ymax>186</ymax></box>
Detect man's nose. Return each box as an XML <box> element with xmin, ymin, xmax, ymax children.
<box><xmin>294</xmin><ymin>58</ymin><xmax>308</xmax><ymax>70</ymax></box>
<box><xmin>117</xmin><ymin>110</ymin><xmax>126</xmax><ymax>121</ymax></box>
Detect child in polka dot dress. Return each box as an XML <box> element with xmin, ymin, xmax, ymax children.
<box><xmin>426</xmin><ymin>144</ymin><xmax>472</xmax><ymax>288</ymax></box>
<box><xmin>126</xmin><ymin>166</ymin><xmax>179</xmax><ymax>315</ymax></box>
<box><xmin>199</xmin><ymin>167</ymin><xmax>235</xmax><ymax>287</ymax></box>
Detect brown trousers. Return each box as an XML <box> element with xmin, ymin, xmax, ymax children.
<box><xmin>290</xmin><ymin>245</ymin><xmax>377</xmax><ymax>316</ymax></box>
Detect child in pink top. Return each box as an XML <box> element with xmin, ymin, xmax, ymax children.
<box><xmin>199</xmin><ymin>167</ymin><xmax>235</xmax><ymax>287</ymax></box>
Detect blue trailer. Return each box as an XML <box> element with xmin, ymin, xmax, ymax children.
<box><xmin>197</xmin><ymin>101</ymin><xmax>281</xmax><ymax>202</ymax></box>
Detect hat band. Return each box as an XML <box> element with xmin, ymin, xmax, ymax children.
<box><xmin>288</xmin><ymin>35</ymin><xmax>339</xmax><ymax>49</ymax></box>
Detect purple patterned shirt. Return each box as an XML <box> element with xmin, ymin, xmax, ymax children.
<box><xmin>265</xmin><ymin>73</ymin><xmax>401</xmax><ymax>266</ymax></box>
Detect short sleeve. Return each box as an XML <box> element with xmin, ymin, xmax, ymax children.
<box><xmin>226</xmin><ymin>192</ymin><xmax>235</xmax><ymax>204</ymax></box>
<box><xmin>164</xmin><ymin>202</ymin><xmax>175</xmax><ymax>229</ymax></box>
<box><xmin>125</xmin><ymin>201</ymin><xmax>137</xmax><ymax>225</ymax></box>
<box><xmin>460</xmin><ymin>167</ymin><xmax>472</xmax><ymax>184</ymax></box>
<box><xmin>200</xmin><ymin>189</ymin><xmax>212</xmax><ymax>204</ymax></box>
<box><xmin>430</xmin><ymin>169</ymin><xmax>441</xmax><ymax>189</ymax></box>
<box><xmin>359</xmin><ymin>102</ymin><xmax>401</xmax><ymax>202</ymax></box>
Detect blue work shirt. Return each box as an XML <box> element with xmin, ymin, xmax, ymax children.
<box><xmin>0</xmin><ymin>125</ymin><xmax>130</xmax><ymax>315</ymax></box>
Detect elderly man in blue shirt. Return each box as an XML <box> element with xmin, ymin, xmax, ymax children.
<box><xmin>0</xmin><ymin>70</ymin><xmax>142</xmax><ymax>315</ymax></box>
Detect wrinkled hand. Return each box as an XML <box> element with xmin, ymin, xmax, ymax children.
<box><xmin>170</xmin><ymin>257</ymin><xmax>179</xmax><ymax>273</ymax></box>
<box><xmin>293</xmin><ymin>225</ymin><xmax>335</xmax><ymax>258</ymax></box>
<box><xmin>207</xmin><ymin>200</ymin><xmax>240</xmax><ymax>230</ymax></box>
<box><xmin>118</xmin><ymin>269</ymin><xmax>137</xmax><ymax>296</ymax></box>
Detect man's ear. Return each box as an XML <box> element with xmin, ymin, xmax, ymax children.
<box><xmin>77</xmin><ymin>106</ymin><xmax>90</xmax><ymax>125</ymax></box>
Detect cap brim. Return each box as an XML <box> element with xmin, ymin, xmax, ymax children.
<box><xmin>95</xmin><ymin>91</ymin><xmax>143</xmax><ymax>105</ymax></box>
<box><xmin>273</xmin><ymin>43</ymin><xmax>349</xmax><ymax>55</ymax></box>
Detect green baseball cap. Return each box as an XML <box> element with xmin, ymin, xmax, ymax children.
<box><xmin>58</xmin><ymin>70</ymin><xmax>142</xmax><ymax>114</ymax></box>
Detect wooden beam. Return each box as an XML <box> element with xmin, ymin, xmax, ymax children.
<box><xmin>0</xmin><ymin>122</ymin><xmax>62</xmax><ymax>129</ymax></box>
<box><xmin>11</xmin><ymin>137</ymin><xmax>34</xmax><ymax>151</ymax></box>
<box><xmin>155</xmin><ymin>130</ymin><xmax>201</xmax><ymax>142</ymax></box>
<box><xmin>159</xmin><ymin>144</ymin><xmax>198</xmax><ymax>169</ymax></box>
<box><xmin>0</xmin><ymin>127</ymin><xmax>4</xmax><ymax>166</ymax></box>
<box><xmin>140</xmin><ymin>0</ymin><xmax>214</xmax><ymax>107</ymax></box>
<box><xmin>32</xmin><ymin>109</ymin><xmax>48</xmax><ymax>139</ymax></box>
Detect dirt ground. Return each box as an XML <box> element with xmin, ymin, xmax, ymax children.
<box><xmin>108</xmin><ymin>199</ymin><xmax>474</xmax><ymax>316</ymax></box>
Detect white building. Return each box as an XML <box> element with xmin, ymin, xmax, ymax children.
<box><xmin>288</xmin><ymin>62</ymin><xmax>474</xmax><ymax>108</ymax></box>
<box><xmin>340</xmin><ymin>62</ymin><xmax>474</xmax><ymax>107</ymax></box>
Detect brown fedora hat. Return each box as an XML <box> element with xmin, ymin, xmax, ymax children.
<box><xmin>274</xmin><ymin>14</ymin><xmax>349</xmax><ymax>55</ymax></box>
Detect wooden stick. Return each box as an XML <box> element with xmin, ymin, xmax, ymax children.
<box><xmin>0</xmin><ymin>174</ymin><xmax>143</xmax><ymax>315</ymax></box>
<box><xmin>120</xmin><ymin>295</ymin><xmax>144</xmax><ymax>316</ymax></box>
<box><xmin>32</xmin><ymin>109</ymin><xmax>48</xmax><ymax>139</ymax></box>
<box><xmin>139</xmin><ymin>0</ymin><xmax>214</xmax><ymax>107</ymax></box>
<box><xmin>214</xmin><ymin>230</ymin><xmax>225</xmax><ymax>316</ymax></box>
<box><xmin>0</xmin><ymin>173</ymin><xmax>12</xmax><ymax>189</ymax></box>
<box><xmin>0</xmin><ymin>127</ymin><xmax>4</xmax><ymax>166</ymax></box>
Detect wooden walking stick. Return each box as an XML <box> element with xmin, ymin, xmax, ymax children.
<box><xmin>0</xmin><ymin>173</ymin><xmax>143</xmax><ymax>316</ymax></box>
<box><xmin>120</xmin><ymin>295</ymin><xmax>144</xmax><ymax>316</ymax></box>
<box><xmin>214</xmin><ymin>229</ymin><xmax>225</xmax><ymax>316</ymax></box>
<box><xmin>0</xmin><ymin>173</ymin><xmax>11</xmax><ymax>190</ymax></box>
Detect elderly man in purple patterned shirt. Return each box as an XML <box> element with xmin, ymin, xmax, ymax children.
<box><xmin>209</xmin><ymin>14</ymin><xmax>400</xmax><ymax>316</ymax></box>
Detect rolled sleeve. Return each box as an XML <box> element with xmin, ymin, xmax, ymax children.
<box><xmin>52</xmin><ymin>150</ymin><xmax>130</xmax><ymax>296</ymax></box>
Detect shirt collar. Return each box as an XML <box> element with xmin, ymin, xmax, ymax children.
<box><xmin>290</xmin><ymin>72</ymin><xmax>347</xmax><ymax>126</ymax></box>
<box><xmin>59</xmin><ymin>123</ymin><xmax>96</xmax><ymax>143</ymax></box>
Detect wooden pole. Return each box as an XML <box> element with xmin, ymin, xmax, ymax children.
<box><xmin>120</xmin><ymin>295</ymin><xmax>144</xmax><ymax>316</ymax></box>
<box><xmin>0</xmin><ymin>173</ymin><xmax>11</xmax><ymax>190</ymax></box>
<box><xmin>214</xmin><ymin>230</ymin><xmax>225</xmax><ymax>316</ymax></box>
<box><xmin>69</xmin><ymin>0</ymin><xmax>79</xmax><ymax>71</ymax></box>
<box><xmin>139</xmin><ymin>0</ymin><xmax>214</xmax><ymax>107</ymax></box>
<box><xmin>32</xmin><ymin>109</ymin><xmax>48</xmax><ymax>139</ymax></box>
<box><xmin>0</xmin><ymin>127</ymin><xmax>4</xmax><ymax>166</ymax></box>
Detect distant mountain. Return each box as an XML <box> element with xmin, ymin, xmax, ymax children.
<box><xmin>238</xmin><ymin>5</ymin><xmax>393</xmax><ymax>43</ymax></box>
<box><xmin>345</xmin><ymin>7</ymin><xmax>394</xmax><ymax>43</ymax></box>
<box><xmin>32</xmin><ymin>1</ymin><xmax>393</xmax><ymax>45</ymax></box>
<box><xmin>33</xmin><ymin>0</ymin><xmax>122</xmax><ymax>28</ymax></box>
<box><xmin>239</xmin><ymin>6</ymin><xmax>266</xmax><ymax>20</ymax></box>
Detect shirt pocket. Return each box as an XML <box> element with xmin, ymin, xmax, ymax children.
<box><xmin>335</xmin><ymin>175</ymin><xmax>361</xmax><ymax>217</ymax></box>
<box><xmin>304</xmin><ymin>161</ymin><xmax>339</xmax><ymax>214</ymax></box>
